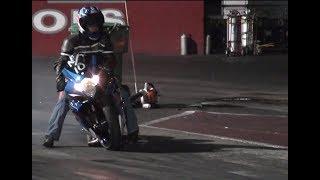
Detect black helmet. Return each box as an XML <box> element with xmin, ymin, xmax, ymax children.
<box><xmin>77</xmin><ymin>6</ymin><xmax>105</xmax><ymax>40</ymax></box>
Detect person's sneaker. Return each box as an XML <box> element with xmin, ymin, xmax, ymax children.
<box><xmin>127</xmin><ymin>130</ymin><xmax>139</xmax><ymax>144</ymax></box>
<box><xmin>42</xmin><ymin>135</ymin><xmax>54</xmax><ymax>148</ymax></box>
<box><xmin>87</xmin><ymin>137</ymin><xmax>101</xmax><ymax>147</ymax></box>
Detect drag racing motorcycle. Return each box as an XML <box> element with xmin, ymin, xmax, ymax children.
<box><xmin>61</xmin><ymin>51</ymin><xmax>128</xmax><ymax>150</ymax></box>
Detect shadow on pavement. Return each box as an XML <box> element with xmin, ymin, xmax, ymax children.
<box><xmin>157</xmin><ymin>103</ymin><xmax>244</xmax><ymax>109</ymax></box>
<box><xmin>38</xmin><ymin>135</ymin><xmax>287</xmax><ymax>152</ymax></box>
<box><xmin>51</xmin><ymin>146</ymin><xmax>89</xmax><ymax>148</ymax></box>
<box><xmin>121</xmin><ymin>135</ymin><xmax>286</xmax><ymax>153</ymax></box>
<box><xmin>157</xmin><ymin>103</ymin><xmax>188</xmax><ymax>109</ymax></box>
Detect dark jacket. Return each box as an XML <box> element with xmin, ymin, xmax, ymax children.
<box><xmin>54</xmin><ymin>32</ymin><xmax>116</xmax><ymax>91</ymax></box>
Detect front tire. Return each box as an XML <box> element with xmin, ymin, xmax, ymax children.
<box><xmin>103</xmin><ymin>104</ymin><xmax>121</xmax><ymax>150</ymax></box>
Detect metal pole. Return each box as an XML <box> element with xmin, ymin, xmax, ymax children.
<box><xmin>180</xmin><ymin>34</ymin><xmax>187</xmax><ymax>55</ymax></box>
<box><xmin>205</xmin><ymin>34</ymin><xmax>211</xmax><ymax>55</ymax></box>
<box><xmin>124</xmin><ymin>0</ymin><xmax>138</xmax><ymax>93</ymax></box>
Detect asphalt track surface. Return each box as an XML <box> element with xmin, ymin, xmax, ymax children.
<box><xmin>32</xmin><ymin>54</ymin><xmax>288</xmax><ymax>180</ymax></box>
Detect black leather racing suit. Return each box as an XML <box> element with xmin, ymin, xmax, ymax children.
<box><xmin>54</xmin><ymin>32</ymin><xmax>117</xmax><ymax>91</ymax></box>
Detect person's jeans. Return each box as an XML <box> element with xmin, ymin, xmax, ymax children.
<box><xmin>45</xmin><ymin>87</ymin><xmax>139</xmax><ymax>141</ymax></box>
<box><xmin>45</xmin><ymin>93</ymin><xmax>69</xmax><ymax>140</ymax></box>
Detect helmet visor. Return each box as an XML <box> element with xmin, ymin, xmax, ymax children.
<box><xmin>80</xmin><ymin>13</ymin><xmax>103</xmax><ymax>29</ymax></box>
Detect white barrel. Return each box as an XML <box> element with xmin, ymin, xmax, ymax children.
<box><xmin>226</xmin><ymin>14</ymin><xmax>242</xmax><ymax>54</ymax></box>
<box><xmin>230</xmin><ymin>16</ymin><xmax>237</xmax><ymax>52</ymax></box>
<box><xmin>241</xmin><ymin>16</ymin><xmax>248</xmax><ymax>47</ymax></box>
<box><xmin>205</xmin><ymin>34</ymin><xmax>211</xmax><ymax>55</ymax></box>
<box><xmin>180</xmin><ymin>34</ymin><xmax>187</xmax><ymax>55</ymax></box>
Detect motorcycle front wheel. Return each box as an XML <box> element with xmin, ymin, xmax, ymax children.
<box><xmin>103</xmin><ymin>103</ymin><xmax>122</xmax><ymax>150</ymax></box>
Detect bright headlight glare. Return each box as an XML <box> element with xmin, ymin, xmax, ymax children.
<box><xmin>73</xmin><ymin>77</ymin><xmax>98</xmax><ymax>97</ymax></box>
<box><xmin>92</xmin><ymin>75</ymin><xmax>99</xmax><ymax>85</ymax></box>
<box><xmin>74</xmin><ymin>83</ymin><xmax>84</xmax><ymax>92</ymax></box>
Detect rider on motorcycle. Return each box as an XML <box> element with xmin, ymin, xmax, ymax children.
<box><xmin>43</xmin><ymin>6</ymin><xmax>139</xmax><ymax>148</ymax></box>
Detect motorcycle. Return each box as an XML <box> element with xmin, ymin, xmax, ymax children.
<box><xmin>61</xmin><ymin>51</ymin><xmax>128</xmax><ymax>150</ymax></box>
